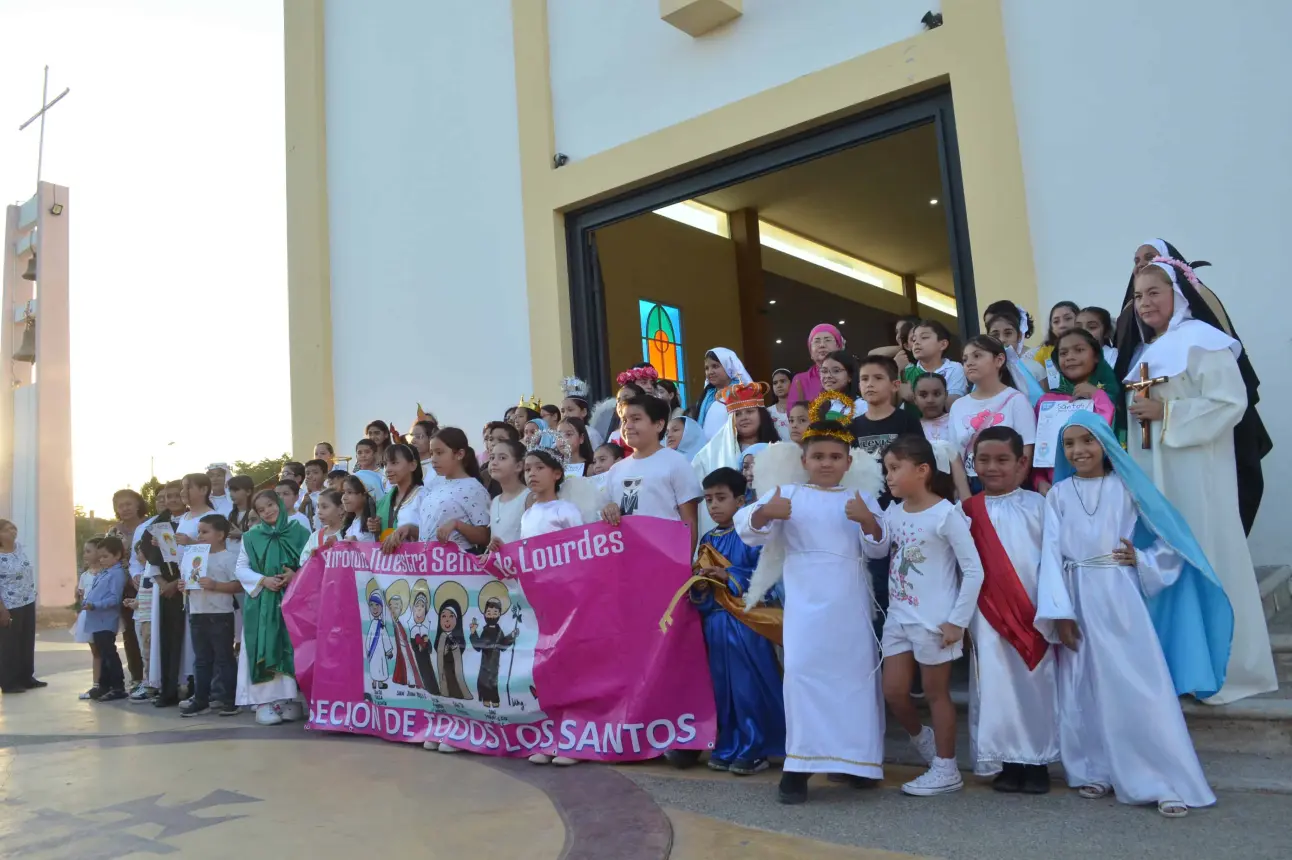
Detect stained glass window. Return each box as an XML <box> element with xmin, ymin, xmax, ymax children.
<box><xmin>639</xmin><ymin>299</ymin><xmax>686</xmax><ymax>407</ymax></box>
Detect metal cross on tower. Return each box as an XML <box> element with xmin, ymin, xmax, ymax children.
<box><xmin>17</xmin><ymin>66</ymin><xmax>71</xmax><ymax>185</ymax></box>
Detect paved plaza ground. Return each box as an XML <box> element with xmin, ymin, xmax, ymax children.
<box><xmin>1</xmin><ymin>631</ymin><xmax>1288</xmax><ymax>859</ymax></box>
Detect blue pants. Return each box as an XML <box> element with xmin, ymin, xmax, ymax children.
<box><xmin>189</xmin><ymin>612</ymin><xmax>237</xmax><ymax>706</ymax></box>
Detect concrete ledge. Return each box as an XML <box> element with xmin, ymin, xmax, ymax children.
<box><xmin>1258</xmin><ymin>564</ymin><xmax>1292</xmax><ymax>620</ymax></box>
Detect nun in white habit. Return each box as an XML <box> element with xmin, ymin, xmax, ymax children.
<box><xmin>1123</xmin><ymin>258</ymin><xmax>1276</xmax><ymax>704</ymax></box>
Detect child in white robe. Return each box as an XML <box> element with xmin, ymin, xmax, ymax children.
<box><xmin>735</xmin><ymin>418</ymin><xmax>886</xmax><ymax>805</ymax></box>
<box><xmin>1035</xmin><ymin>419</ymin><xmax>1217</xmax><ymax>817</ymax></box>
<box><xmin>964</xmin><ymin>426</ymin><xmax>1059</xmax><ymax>792</ymax></box>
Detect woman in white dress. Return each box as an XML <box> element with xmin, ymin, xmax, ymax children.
<box><xmin>234</xmin><ymin>491</ymin><xmax>311</xmax><ymax>726</ymax></box>
<box><xmin>1120</xmin><ymin>259</ymin><xmax>1276</xmax><ymax>704</ymax></box>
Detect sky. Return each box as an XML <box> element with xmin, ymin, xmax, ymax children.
<box><xmin>0</xmin><ymin>0</ymin><xmax>289</xmax><ymax>516</ymax></box>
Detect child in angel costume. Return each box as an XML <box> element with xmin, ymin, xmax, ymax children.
<box><xmin>734</xmin><ymin>392</ymin><xmax>887</xmax><ymax>805</ymax></box>
<box><xmin>1035</xmin><ymin>411</ymin><xmax>1232</xmax><ymax>817</ymax></box>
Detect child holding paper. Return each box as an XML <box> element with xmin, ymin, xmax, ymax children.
<box><xmin>184</xmin><ymin>514</ymin><xmax>240</xmax><ymax>717</ymax></box>
<box><xmin>1032</xmin><ymin>328</ymin><xmax>1123</xmax><ymax>495</ymax></box>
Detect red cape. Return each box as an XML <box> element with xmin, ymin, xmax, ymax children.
<box><xmin>962</xmin><ymin>494</ymin><xmax>1050</xmax><ymax>671</ymax></box>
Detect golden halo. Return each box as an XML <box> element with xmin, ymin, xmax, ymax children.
<box><xmin>433</xmin><ymin>580</ymin><xmax>469</xmax><ymax>616</ymax></box>
<box><xmin>411</xmin><ymin>578</ymin><xmax>430</xmax><ymax>607</ymax></box>
<box><xmin>365</xmin><ymin>578</ymin><xmax>381</xmax><ymax>601</ymax></box>
<box><xmin>384</xmin><ymin>579</ymin><xmax>411</xmax><ymax>612</ymax></box>
<box><xmin>477</xmin><ymin>580</ymin><xmax>511</xmax><ymax>614</ymax></box>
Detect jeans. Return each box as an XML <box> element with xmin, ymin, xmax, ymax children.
<box><xmin>92</xmin><ymin>630</ymin><xmax>125</xmax><ymax>692</ymax></box>
<box><xmin>189</xmin><ymin>612</ymin><xmax>236</xmax><ymax>707</ymax></box>
<box><xmin>0</xmin><ymin>601</ymin><xmax>36</xmax><ymax>690</ymax></box>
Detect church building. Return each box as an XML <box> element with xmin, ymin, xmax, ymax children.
<box><xmin>282</xmin><ymin>0</ymin><xmax>1292</xmax><ymax>564</ymax></box>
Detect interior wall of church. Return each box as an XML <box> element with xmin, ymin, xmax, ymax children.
<box><xmin>546</xmin><ymin>0</ymin><xmax>940</xmax><ymax>161</ymax></box>
<box><xmin>321</xmin><ymin>0</ymin><xmax>533</xmax><ymax>444</ymax></box>
<box><xmin>1002</xmin><ymin>0</ymin><xmax>1292</xmax><ymax>563</ymax></box>
<box><xmin>596</xmin><ymin>213</ymin><xmax>744</xmax><ymax>399</ymax></box>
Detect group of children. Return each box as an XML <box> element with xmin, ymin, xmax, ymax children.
<box><xmin>75</xmin><ymin>294</ymin><xmax>1225</xmax><ymax>816</ymax></box>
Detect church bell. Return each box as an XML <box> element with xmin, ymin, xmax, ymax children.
<box><xmin>21</xmin><ymin>252</ymin><xmax>37</xmax><ymax>281</ymax></box>
<box><xmin>13</xmin><ymin>318</ymin><xmax>36</xmax><ymax>363</ymax></box>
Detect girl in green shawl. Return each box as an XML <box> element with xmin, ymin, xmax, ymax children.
<box><xmin>1033</xmin><ymin>329</ymin><xmax>1125</xmax><ymax>494</ymax></box>
<box><xmin>236</xmin><ymin>490</ymin><xmax>310</xmax><ymax>726</ymax></box>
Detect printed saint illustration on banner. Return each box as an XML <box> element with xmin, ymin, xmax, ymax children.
<box><xmin>183</xmin><ymin>544</ymin><xmax>211</xmax><ymax>591</ymax></box>
<box><xmin>355</xmin><ymin>571</ymin><xmax>543</xmax><ymax>721</ymax></box>
<box><xmin>150</xmin><ymin>522</ymin><xmax>180</xmax><ymax>565</ymax></box>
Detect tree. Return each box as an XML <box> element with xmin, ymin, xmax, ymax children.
<box><xmin>140</xmin><ymin>477</ymin><xmax>163</xmax><ymax>515</ymax></box>
<box><xmin>232</xmin><ymin>453</ymin><xmax>293</xmax><ymax>490</ymax></box>
<box><xmin>73</xmin><ymin>504</ymin><xmax>115</xmax><ymax>561</ymax></box>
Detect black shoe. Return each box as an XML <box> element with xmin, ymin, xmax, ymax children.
<box><xmin>87</xmin><ymin>687</ymin><xmax>106</xmax><ymax>700</ymax></box>
<box><xmin>845</xmin><ymin>775</ymin><xmax>879</xmax><ymax>789</ymax></box>
<box><xmin>663</xmin><ymin>749</ymin><xmax>701</xmax><ymax>769</ymax></box>
<box><xmin>778</xmin><ymin>772</ymin><xmax>810</xmax><ymax>805</ymax></box>
<box><xmin>706</xmin><ymin>757</ymin><xmax>731</xmax><ymax>772</ymax></box>
<box><xmin>217</xmin><ymin>703</ymin><xmax>241</xmax><ymax>717</ymax></box>
<box><xmin>98</xmin><ymin>689</ymin><xmax>128</xmax><ymax>702</ymax></box>
<box><xmin>152</xmin><ymin>696</ymin><xmax>180</xmax><ymax>708</ymax></box>
<box><xmin>1020</xmin><ymin>764</ymin><xmax>1051</xmax><ymax>795</ymax></box>
<box><xmin>729</xmin><ymin>758</ymin><xmax>770</xmax><ymax>776</ymax></box>
<box><xmin>24</xmin><ymin>678</ymin><xmax>47</xmax><ymax>689</ymax></box>
<box><xmin>180</xmin><ymin>701</ymin><xmax>212</xmax><ymax>718</ymax></box>
<box><xmin>992</xmin><ymin>763</ymin><xmax>1024</xmax><ymax>793</ymax></box>
<box><xmin>0</xmin><ymin>686</ymin><xmax>26</xmax><ymax>694</ymax></box>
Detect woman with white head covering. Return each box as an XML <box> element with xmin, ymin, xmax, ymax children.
<box><xmin>1122</xmin><ymin>258</ymin><xmax>1276</xmax><ymax>705</ymax></box>
<box><xmin>1115</xmin><ymin>239</ymin><xmax>1271</xmax><ymax>536</ymax></box>
<box><xmin>692</xmin><ymin>348</ymin><xmax>752</xmax><ymax>440</ymax></box>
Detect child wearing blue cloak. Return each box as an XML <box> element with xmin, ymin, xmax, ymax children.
<box><xmin>692</xmin><ymin>467</ymin><xmax>786</xmax><ymax>775</ymax></box>
<box><xmin>1035</xmin><ymin>411</ymin><xmax>1232</xmax><ymax>817</ymax></box>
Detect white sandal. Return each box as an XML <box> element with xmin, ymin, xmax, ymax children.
<box><xmin>1157</xmin><ymin>799</ymin><xmax>1188</xmax><ymax>818</ymax></box>
<box><xmin>1078</xmin><ymin>783</ymin><xmax>1111</xmax><ymax>800</ymax></box>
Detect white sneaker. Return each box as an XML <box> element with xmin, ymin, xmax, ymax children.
<box><xmin>552</xmin><ymin>756</ymin><xmax>579</xmax><ymax>767</ymax></box>
<box><xmin>422</xmin><ymin>740</ymin><xmax>440</xmax><ymax>751</ymax></box>
<box><xmin>910</xmin><ymin>725</ymin><xmax>936</xmax><ymax>765</ymax></box>
<box><xmin>437</xmin><ymin>742</ymin><xmax>460</xmax><ymax>754</ymax></box>
<box><xmin>902</xmin><ymin>762</ymin><xmax>963</xmax><ymax>797</ymax></box>
<box><xmin>276</xmin><ymin>701</ymin><xmax>304</xmax><ymax>722</ymax></box>
<box><xmin>179</xmin><ymin>697</ymin><xmax>194</xmax><ymax>709</ymax></box>
<box><xmin>528</xmin><ymin>753</ymin><xmax>552</xmax><ymax>764</ymax></box>
<box><xmin>255</xmin><ymin>704</ymin><xmax>283</xmax><ymax>726</ymax></box>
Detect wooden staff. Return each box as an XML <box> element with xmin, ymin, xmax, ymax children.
<box><xmin>1124</xmin><ymin>362</ymin><xmax>1169</xmax><ymax>449</ymax></box>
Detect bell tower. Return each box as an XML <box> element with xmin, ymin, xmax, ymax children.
<box><xmin>1</xmin><ymin>182</ymin><xmax>74</xmax><ymax>608</ymax></box>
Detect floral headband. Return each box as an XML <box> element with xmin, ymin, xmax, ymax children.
<box><xmin>616</xmin><ymin>366</ymin><xmax>659</xmax><ymax>387</ymax></box>
<box><xmin>1151</xmin><ymin>255</ymin><xmax>1202</xmax><ymax>289</ymax></box>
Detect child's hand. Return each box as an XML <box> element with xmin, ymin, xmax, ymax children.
<box><xmin>845</xmin><ymin>492</ymin><xmax>875</xmax><ymax>528</ymax></box>
<box><xmin>1056</xmin><ymin>619</ymin><xmax>1081</xmax><ymax>652</ymax></box>
<box><xmin>435</xmin><ymin>520</ymin><xmax>458</xmax><ymax>543</ymax></box>
<box><xmin>939</xmin><ymin>622</ymin><xmax>965</xmax><ymax>647</ymax></box>
<box><xmin>174</xmin><ymin>534</ymin><xmax>194</xmax><ymax>546</ymax></box>
<box><xmin>83</xmin><ymin>601</ymin><xmax>93</xmax><ymax>611</ymax></box>
<box><xmin>1111</xmin><ymin>538</ymin><xmax>1136</xmax><ymax>566</ymax></box>
<box><xmin>486</xmin><ymin>536</ymin><xmax>503</xmax><ymax>553</ymax></box>
<box><xmin>761</xmin><ymin>487</ymin><xmax>792</xmax><ymax>521</ymax></box>
<box><xmin>198</xmin><ymin>576</ymin><xmax>216</xmax><ymax>591</ymax></box>
<box><xmin>366</xmin><ymin>516</ymin><xmax>383</xmax><ymax>536</ymax></box>
<box><xmin>123</xmin><ymin>598</ymin><xmax>137</xmax><ymax>610</ymax></box>
<box><xmin>600</xmin><ymin>503</ymin><xmax>622</xmax><ymax>526</ymax></box>
<box><xmin>1071</xmin><ymin>382</ymin><xmax>1099</xmax><ymax>400</ymax></box>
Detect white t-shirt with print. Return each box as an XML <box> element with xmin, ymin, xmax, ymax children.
<box><xmin>881</xmin><ymin>500</ymin><xmax>984</xmax><ymax>632</ymax></box>
<box><xmin>948</xmin><ymin>387</ymin><xmax>1036</xmax><ymax>476</ymax></box>
<box><xmin>418</xmin><ymin>477</ymin><xmax>492</xmax><ymax>550</ymax></box>
<box><xmin>604</xmin><ymin>447</ymin><xmax>703</xmax><ymax>522</ymax></box>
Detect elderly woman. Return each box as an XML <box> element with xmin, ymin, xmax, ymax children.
<box><xmin>0</xmin><ymin>519</ymin><xmax>42</xmax><ymax>694</ymax></box>
<box><xmin>785</xmin><ymin>324</ymin><xmax>845</xmax><ymax>411</ymax></box>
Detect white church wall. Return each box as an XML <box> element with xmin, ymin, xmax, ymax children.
<box><xmin>1002</xmin><ymin>0</ymin><xmax>1292</xmax><ymax>563</ymax></box>
<box><xmin>322</xmin><ymin>0</ymin><xmax>532</xmax><ymax>446</ymax></box>
<box><xmin>547</xmin><ymin>0</ymin><xmax>939</xmax><ymax>160</ymax></box>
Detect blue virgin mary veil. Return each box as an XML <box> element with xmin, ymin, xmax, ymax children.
<box><xmin>1054</xmin><ymin>411</ymin><xmax>1233</xmax><ymax>699</ymax></box>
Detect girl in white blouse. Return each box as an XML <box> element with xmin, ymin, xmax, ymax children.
<box><xmin>341</xmin><ymin>476</ymin><xmax>378</xmax><ymax>543</ymax></box>
<box><xmin>418</xmin><ymin>428</ymin><xmax>492</xmax><ymax>551</ymax></box>
<box><xmin>299</xmin><ymin>490</ymin><xmax>348</xmax><ymax>565</ymax></box>
<box><xmin>370</xmin><ymin>444</ymin><xmax>429</xmax><ymax>553</ymax></box>
<box><xmin>487</xmin><ymin>440</ymin><xmax>530</xmax><ymax>548</ymax></box>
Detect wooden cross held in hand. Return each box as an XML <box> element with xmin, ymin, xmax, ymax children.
<box><xmin>1125</xmin><ymin>362</ymin><xmax>1168</xmax><ymax>449</ymax></box>
<box><xmin>17</xmin><ymin>66</ymin><xmax>71</xmax><ymax>186</ymax></box>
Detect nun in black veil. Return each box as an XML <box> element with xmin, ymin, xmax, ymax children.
<box><xmin>1114</xmin><ymin>239</ymin><xmax>1271</xmax><ymax>535</ymax></box>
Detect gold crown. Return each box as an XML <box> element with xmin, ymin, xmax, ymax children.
<box><xmin>717</xmin><ymin>381</ymin><xmax>770</xmax><ymax>414</ymax></box>
<box><xmin>517</xmin><ymin>394</ymin><xmax>542</xmax><ymax>412</ymax></box>
<box><xmin>802</xmin><ymin>391</ymin><xmax>856</xmax><ymax>445</ymax></box>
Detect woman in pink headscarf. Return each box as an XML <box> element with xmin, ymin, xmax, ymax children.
<box><xmin>786</xmin><ymin>324</ymin><xmax>845</xmax><ymax>411</ymax></box>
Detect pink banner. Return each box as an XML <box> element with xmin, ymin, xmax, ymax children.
<box><xmin>283</xmin><ymin>517</ymin><xmax>716</xmax><ymax>760</ymax></box>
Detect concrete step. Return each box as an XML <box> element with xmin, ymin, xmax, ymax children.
<box><xmin>1258</xmin><ymin>564</ymin><xmax>1292</xmax><ymax>621</ymax></box>
<box><xmin>1274</xmin><ymin>634</ymin><xmax>1292</xmax><ymax>685</ymax></box>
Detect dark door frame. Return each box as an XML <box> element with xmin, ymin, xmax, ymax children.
<box><xmin>564</xmin><ymin>85</ymin><xmax>975</xmax><ymax>398</ymax></box>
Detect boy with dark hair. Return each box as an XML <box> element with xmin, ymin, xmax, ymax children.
<box><xmin>601</xmin><ymin>395</ymin><xmax>702</xmax><ymax>552</ymax></box>
<box><xmin>302</xmin><ymin>459</ymin><xmax>329</xmax><ymax>528</ymax></box>
<box><xmin>274</xmin><ymin>480</ymin><xmax>312</xmax><ymax>531</ymax></box>
<box><xmin>851</xmin><ymin>355</ymin><xmax>925</xmax><ymax>461</ymax></box>
<box><xmin>692</xmin><ymin>467</ymin><xmax>785</xmax><ymax>776</ymax></box>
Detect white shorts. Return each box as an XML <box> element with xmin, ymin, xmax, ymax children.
<box><xmin>881</xmin><ymin>621</ymin><xmax>962</xmax><ymax>665</ymax></box>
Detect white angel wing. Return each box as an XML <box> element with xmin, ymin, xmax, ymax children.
<box><xmin>841</xmin><ymin>448</ymin><xmax>884</xmax><ymax>496</ymax></box>
<box><xmin>744</xmin><ymin>536</ymin><xmax>786</xmax><ymax>611</ymax></box>
<box><xmin>559</xmin><ymin>475</ymin><xmax>608</xmax><ymax>524</ymax></box>
<box><xmin>751</xmin><ymin>442</ymin><xmax>807</xmax><ymax>497</ymax></box>
<box><xmin>588</xmin><ymin>397</ymin><xmax>617</xmax><ymax>444</ymax></box>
